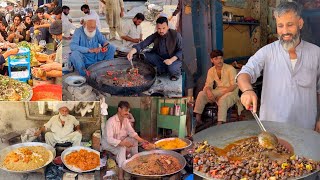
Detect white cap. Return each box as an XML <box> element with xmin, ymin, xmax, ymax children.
<box><xmin>83</xmin><ymin>15</ymin><xmax>96</xmax><ymax>22</ymax></box>
<box><xmin>159</xmin><ymin>12</ymin><xmax>168</xmax><ymax>18</ymax></box>
<box><xmin>56</xmin><ymin>102</ymin><xmax>73</xmax><ymax>111</ymax></box>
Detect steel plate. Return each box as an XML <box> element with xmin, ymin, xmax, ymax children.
<box><xmin>61</xmin><ymin>146</ymin><xmax>100</xmax><ymax>173</ymax></box>
<box><xmin>0</xmin><ymin>75</ymin><xmax>33</xmax><ymax>101</ymax></box>
<box><xmin>193</xmin><ymin>120</ymin><xmax>320</xmax><ymax>180</ymax></box>
<box><xmin>122</xmin><ymin>150</ymin><xmax>186</xmax><ymax>178</ymax></box>
<box><xmin>0</xmin><ymin>142</ymin><xmax>55</xmax><ymax>173</ymax></box>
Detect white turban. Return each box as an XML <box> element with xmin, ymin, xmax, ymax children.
<box><xmin>83</xmin><ymin>15</ymin><xmax>96</xmax><ymax>22</ymax></box>
<box><xmin>56</xmin><ymin>102</ymin><xmax>73</xmax><ymax>111</ymax></box>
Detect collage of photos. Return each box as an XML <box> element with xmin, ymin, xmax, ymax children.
<box><xmin>0</xmin><ymin>0</ymin><xmax>319</xmax><ymax>180</ymax></box>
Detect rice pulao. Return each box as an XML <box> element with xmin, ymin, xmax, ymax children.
<box><xmin>1</xmin><ymin>146</ymin><xmax>51</xmax><ymax>171</ymax></box>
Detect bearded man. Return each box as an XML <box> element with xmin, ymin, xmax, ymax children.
<box><xmin>236</xmin><ymin>2</ymin><xmax>320</xmax><ymax>132</ymax></box>
<box><xmin>69</xmin><ymin>17</ymin><xmax>116</xmax><ymax>76</ymax></box>
<box><xmin>34</xmin><ymin>103</ymin><xmax>82</xmax><ymax>147</ymax></box>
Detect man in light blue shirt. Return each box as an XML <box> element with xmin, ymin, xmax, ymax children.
<box><xmin>69</xmin><ymin>18</ymin><xmax>116</xmax><ymax>76</ymax></box>
<box><xmin>237</xmin><ymin>2</ymin><xmax>320</xmax><ymax>132</ymax></box>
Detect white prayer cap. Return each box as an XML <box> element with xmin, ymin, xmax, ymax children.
<box><xmin>83</xmin><ymin>15</ymin><xmax>96</xmax><ymax>22</ymax></box>
<box><xmin>56</xmin><ymin>102</ymin><xmax>73</xmax><ymax>111</ymax></box>
<box><xmin>159</xmin><ymin>12</ymin><xmax>168</xmax><ymax>18</ymax></box>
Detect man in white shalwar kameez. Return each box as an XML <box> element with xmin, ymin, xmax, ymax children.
<box><xmin>105</xmin><ymin>101</ymin><xmax>153</xmax><ymax>180</ymax></box>
<box><xmin>237</xmin><ymin>2</ymin><xmax>320</xmax><ymax>132</ymax></box>
<box><xmin>34</xmin><ymin>102</ymin><xmax>82</xmax><ymax>147</ymax></box>
<box><xmin>62</xmin><ymin>6</ymin><xmax>75</xmax><ymax>39</ymax></box>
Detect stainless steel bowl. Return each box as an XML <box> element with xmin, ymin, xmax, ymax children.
<box><xmin>122</xmin><ymin>150</ymin><xmax>186</xmax><ymax>178</ymax></box>
<box><xmin>0</xmin><ymin>142</ymin><xmax>55</xmax><ymax>173</ymax></box>
<box><xmin>64</xmin><ymin>75</ymin><xmax>86</xmax><ymax>87</ymax></box>
<box><xmin>61</xmin><ymin>146</ymin><xmax>100</xmax><ymax>173</ymax></box>
<box><xmin>154</xmin><ymin>138</ymin><xmax>192</xmax><ymax>151</ymax></box>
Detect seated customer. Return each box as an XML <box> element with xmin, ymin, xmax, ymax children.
<box><xmin>194</xmin><ymin>50</ymin><xmax>243</xmax><ymax>125</ymax></box>
<box><xmin>105</xmin><ymin>101</ymin><xmax>153</xmax><ymax>180</ymax></box>
<box><xmin>120</xmin><ymin>13</ymin><xmax>144</xmax><ymax>47</ymax></box>
<box><xmin>127</xmin><ymin>17</ymin><xmax>182</xmax><ymax>81</ymax></box>
<box><xmin>7</xmin><ymin>14</ymin><xmax>26</xmax><ymax>43</ymax></box>
<box><xmin>34</xmin><ymin>102</ymin><xmax>82</xmax><ymax>147</ymax></box>
<box><xmin>69</xmin><ymin>17</ymin><xmax>116</xmax><ymax>76</ymax></box>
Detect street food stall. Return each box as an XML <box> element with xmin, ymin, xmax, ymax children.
<box><xmin>0</xmin><ymin>41</ymin><xmax>62</xmax><ymax>101</ymax></box>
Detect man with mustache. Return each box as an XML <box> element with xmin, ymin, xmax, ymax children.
<box><xmin>127</xmin><ymin>17</ymin><xmax>182</xmax><ymax>81</ymax></box>
<box><xmin>62</xmin><ymin>6</ymin><xmax>75</xmax><ymax>39</ymax></box>
<box><xmin>34</xmin><ymin>103</ymin><xmax>82</xmax><ymax>147</ymax></box>
<box><xmin>105</xmin><ymin>101</ymin><xmax>153</xmax><ymax>180</ymax></box>
<box><xmin>194</xmin><ymin>50</ymin><xmax>243</xmax><ymax>125</ymax></box>
<box><xmin>69</xmin><ymin>17</ymin><xmax>116</xmax><ymax>76</ymax></box>
<box><xmin>237</xmin><ymin>2</ymin><xmax>320</xmax><ymax>132</ymax></box>
<box><xmin>120</xmin><ymin>13</ymin><xmax>144</xmax><ymax>47</ymax></box>
<box><xmin>80</xmin><ymin>4</ymin><xmax>101</xmax><ymax>30</ymax></box>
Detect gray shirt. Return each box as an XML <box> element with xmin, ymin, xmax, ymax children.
<box><xmin>237</xmin><ymin>40</ymin><xmax>320</xmax><ymax>129</ymax></box>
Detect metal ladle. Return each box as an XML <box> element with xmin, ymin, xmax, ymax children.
<box><xmin>251</xmin><ymin>111</ymin><xmax>278</xmax><ymax>149</ymax></box>
<box><xmin>127</xmin><ymin>58</ymin><xmax>138</xmax><ymax>73</ymax></box>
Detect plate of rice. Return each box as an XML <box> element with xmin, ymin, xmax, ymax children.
<box><xmin>0</xmin><ymin>142</ymin><xmax>55</xmax><ymax>172</ymax></box>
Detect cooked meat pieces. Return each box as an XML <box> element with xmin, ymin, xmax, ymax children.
<box><xmin>193</xmin><ymin>137</ymin><xmax>320</xmax><ymax>179</ymax></box>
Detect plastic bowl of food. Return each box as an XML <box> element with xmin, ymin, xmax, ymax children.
<box><xmin>31</xmin><ymin>84</ymin><xmax>62</xmax><ymax>101</ymax></box>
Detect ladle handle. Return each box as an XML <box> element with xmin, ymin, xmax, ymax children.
<box><xmin>251</xmin><ymin>111</ymin><xmax>266</xmax><ymax>132</ymax></box>
<box><xmin>129</xmin><ymin>59</ymin><xmax>134</xmax><ymax>69</ymax></box>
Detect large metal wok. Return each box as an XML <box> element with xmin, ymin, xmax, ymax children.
<box><xmin>87</xmin><ymin>57</ymin><xmax>156</xmax><ymax>95</ymax></box>
<box><xmin>61</xmin><ymin>146</ymin><xmax>100</xmax><ymax>173</ymax></box>
<box><xmin>193</xmin><ymin>121</ymin><xmax>320</xmax><ymax>180</ymax></box>
<box><xmin>122</xmin><ymin>150</ymin><xmax>186</xmax><ymax>178</ymax></box>
<box><xmin>0</xmin><ymin>142</ymin><xmax>55</xmax><ymax>173</ymax></box>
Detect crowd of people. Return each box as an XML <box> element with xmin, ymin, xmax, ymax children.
<box><xmin>0</xmin><ymin>0</ymin><xmax>62</xmax><ymax>79</ymax></box>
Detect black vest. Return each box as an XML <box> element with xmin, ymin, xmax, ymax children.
<box><xmin>152</xmin><ymin>29</ymin><xmax>178</xmax><ymax>58</ymax></box>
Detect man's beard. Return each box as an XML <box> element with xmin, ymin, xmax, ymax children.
<box><xmin>279</xmin><ymin>30</ymin><xmax>300</xmax><ymax>51</ymax></box>
<box><xmin>84</xmin><ymin>27</ymin><xmax>96</xmax><ymax>39</ymax></box>
<box><xmin>63</xmin><ymin>12</ymin><xmax>68</xmax><ymax>15</ymax></box>
<box><xmin>59</xmin><ymin>113</ymin><xmax>68</xmax><ymax>121</ymax></box>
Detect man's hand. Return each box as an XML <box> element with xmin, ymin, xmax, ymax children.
<box><xmin>315</xmin><ymin>121</ymin><xmax>320</xmax><ymax>133</ymax></box>
<box><xmin>120</xmin><ymin>10</ymin><xmax>124</xmax><ymax>18</ymax></box>
<box><xmin>163</xmin><ymin>59</ymin><xmax>173</xmax><ymax>65</ymax></box>
<box><xmin>127</xmin><ymin>48</ymin><xmax>137</xmax><ymax>61</ymax></box>
<box><xmin>120</xmin><ymin>139</ymin><xmax>133</xmax><ymax>148</ymax></box>
<box><xmin>133</xmin><ymin>38</ymin><xmax>140</xmax><ymax>43</ymax></box>
<box><xmin>206</xmin><ymin>88</ymin><xmax>215</xmax><ymax>102</ymax></box>
<box><xmin>48</xmin><ymin>53</ymin><xmax>56</xmax><ymax>62</ymax></box>
<box><xmin>89</xmin><ymin>48</ymin><xmax>101</xmax><ymax>54</ymax></box>
<box><xmin>220</xmin><ymin>87</ymin><xmax>230</xmax><ymax>95</ymax></box>
<box><xmin>40</xmin><ymin>64</ymin><xmax>52</xmax><ymax>72</ymax></box>
<box><xmin>240</xmin><ymin>90</ymin><xmax>258</xmax><ymax>113</ymax></box>
<box><xmin>34</xmin><ymin>130</ymin><xmax>42</xmax><ymax>137</ymax></box>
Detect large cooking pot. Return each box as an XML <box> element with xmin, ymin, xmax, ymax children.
<box><xmin>122</xmin><ymin>150</ymin><xmax>186</xmax><ymax>179</ymax></box>
<box><xmin>87</xmin><ymin>57</ymin><xmax>156</xmax><ymax>95</ymax></box>
<box><xmin>0</xmin><ymin>142</ymin><xmax>55</xmax><ymax>173</ymax></box>
<box><xmin>193</xmin><ymin>121</ymin><xmax>320</xmax><ymax>180</ymax></box>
